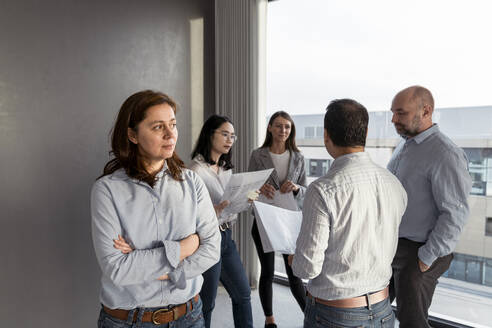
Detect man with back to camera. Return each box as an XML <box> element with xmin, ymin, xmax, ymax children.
<box><xmin>290</xmin><ymin>99</ymin><xmax>408</xmax><ymax>327</ymax></box>
<box><xmin>387</xmin><ymin>86</ymin><xmax>472</xmax><ymax>327</ymax></box>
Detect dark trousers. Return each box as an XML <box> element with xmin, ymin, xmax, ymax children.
<box><xmin>251</xmin><ymin>220</ymin><xmax>306</xmax><ymax>317</ymax></box>
<box><xmin>200</xmin><ymin>228</ymin><xmax>253</xmax><ymax>328</ymax></box>
<box><xmin>389</xmin><ymin>238</ymin><xmax>453</xmax><ymax>328</ymax></box>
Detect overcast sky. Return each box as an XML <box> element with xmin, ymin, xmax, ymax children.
<box><xmin>266</xmin><ymin>0</ymin><xmax>492</xmax><ymax>114</ymax></box>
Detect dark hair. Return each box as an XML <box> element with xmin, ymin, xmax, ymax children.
<box><xmin>99</xmin><ymin>90</ymin><xmax>185</xmax><ymax>185</ymax></box>
<box><xmin>191</xmin><ymin>115</ymin><xmax>234</xmax><ymax>170</ymax></box>
<box><xmin>260</xmin><ymin>111</ymin><xmax>299</xmax><ymax>152</ymax></box>
<box><xmin>324</xmin><ymin>99</ymin><xmax>368</xmax><ymax>147</ymax></box>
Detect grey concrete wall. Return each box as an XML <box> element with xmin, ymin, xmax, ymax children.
<box><xmin>0</xmin><ymin>0</ymin><xmax>214</xmax><ymax>326</ymax></box>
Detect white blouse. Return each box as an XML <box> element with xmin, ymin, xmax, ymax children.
<box><xmin>269</xmin><ymin>150</ymin><xmax>290</xmax><ymax>183</ymax></box>
<box><xmin>189</xmin><ymin>155</ymin><xmax>237</xmax><ymax>225</ymax></box>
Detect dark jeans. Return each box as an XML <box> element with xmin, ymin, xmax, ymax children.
<box><xmin>200</xmin><ymin>228</ymin><xmax>253</xmax><ymax>328</ymax></box>
<box><xmin>389</xmin><ymin>238</ymin><xmax>453</xmax><ymax>328</ymax></box>
<box><xmin>251</xmin><ymin>220</ymin><xmax>306</xmax><ymax>317</ymax></box>
<box><xmin>97</xmin><ymin>296</ymin><xmax>204</xmax><ymax>328</ymax></box>
<box><xmin>304</xmin><ymin>296</ymin><xmax>394</xmax><ymax>328</ymax></box>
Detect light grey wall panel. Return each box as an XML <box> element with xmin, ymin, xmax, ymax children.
<box><xmin>0</xmin><ymin>0</ymin><xmax>214</xmax><ymax>327</ymax></box>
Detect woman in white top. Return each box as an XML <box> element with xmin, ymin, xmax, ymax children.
<box><xmin>189</xmin><ymin>115</ymin><xmax>253</xmax><ymax>328</ymax></box>
<box><xmin>248</xmin><ymin>111</ymin><xmax>307</xmax><ymax>328</ymax></box>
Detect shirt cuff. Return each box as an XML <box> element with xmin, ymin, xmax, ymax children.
<box><xmin>163</xmin><ymin>240</ymin><xmax>181</xmax><ymax>269</ymax></box>
<box><xmin>418</xmin><ymin>246</ymin><xmax>437</xmax><ymax>267</ymax></box>
<box><xmin>168</xmin><ymin>264</ymin><xmax>186</xmax><ymax>289</ymax></box>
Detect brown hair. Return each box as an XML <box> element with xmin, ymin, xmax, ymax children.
<box><xmin>99</xmin><ymin>90</ymin><xmax>185</xmax><ymax>185</ymax></box>
<box><xmin>260</xmin><ymin>111</ymin><xmax>300</xmax><ymax>152</ymax></box>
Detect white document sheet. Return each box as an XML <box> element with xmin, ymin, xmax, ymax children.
<box><xmin>220</xmin><ymin>168</ymin><xmax>274</xmax><ymax>217</ymax></box>
<box><xmin>253</xmin><ymin>201</ymin><xmax>302</xmax><ymax>254</ymax></box>
<box><xmin>257</xmin><ymin>190</ymin><xmax>299</xmax><ymax>211</ymax></box>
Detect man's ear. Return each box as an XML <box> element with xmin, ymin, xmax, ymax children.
<box><xmin>324</xmin><ymin>129</ymin><xmax>333</xmax><ymax>154</ymax></box>
<box><xmin>128</xmin><ymin>128</ymin><xmax>138</xmax><ymax>144</ymax></box>
<box><xmin>324</xmin><ymin>129</ymin><xmax>329</xmax><ymax>144</ymax></box>
<box><xmin>422</xmin><ymin>104</ymin><xmax>433</xmax><ymax>118</ymax></box>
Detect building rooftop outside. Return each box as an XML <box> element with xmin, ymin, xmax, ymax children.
<box><xmin>285</xmin><ymin>106</ymin><xmax>492</xmax><ymax>140</ymax></box>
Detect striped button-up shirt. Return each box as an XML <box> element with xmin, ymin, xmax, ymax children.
<box><xmin>91</xmin><ymin>164</ymin><xmax>221</xmax><ymax>309</ymax></box>
<box><xmin>292</xmin><ymin>152</ymin><xmax>407</xmax><ymax>300</ymax></box>
<box><xmin>387</xmin><ymin>124</ymin><xmax>472</xmax><ymax>266</ymax></box>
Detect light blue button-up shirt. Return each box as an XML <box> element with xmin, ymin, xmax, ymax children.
<box><xmin>387</xmin><ymin>124</ymin><xmax>472</xmax><ymax>267</ymax></box>
<box><xmin>91</xmin><ymin>164</ymin><xmax>221</xmax><ymax>309</ymax></box>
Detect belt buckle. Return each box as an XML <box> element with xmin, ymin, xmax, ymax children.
<box><xmin>152</xmin><ymin>307</ymin><xmax>178</xmax><ymax>325</ymax></box>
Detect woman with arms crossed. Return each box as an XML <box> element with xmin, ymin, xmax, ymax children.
<box><xmin>190</xmin><ymin>115</ymin><xmax>254</xmax><ymax>328</ymax></box>
<box><xmin>249</xmin><ymin>111</ymin><xmax>307</xmax><ymax>328</ymax></box>
<box><xmin>91</xmin><ymin>90</ymin><xmax>220</xmax><ymax>328</ymax></box>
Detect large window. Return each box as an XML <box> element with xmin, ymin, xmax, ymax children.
<box><xmin>267</xmin><ymin>1</ymin><xmax>492</xmax><ymax>326</ymax></box>
<box><xmin>305</xmin><ymin>158</ymin><xmax>331</xmax><ymax>178</ymax></box>
<box><xmin>445</xmin><ymin>253</ymin><xmax>491</xmax><ymax>286</ymax></box>
<box><xmin>464</xmin><ymin>148</ymin><xmax>492</xmax><ymax>196</ymax></box>
<box><xmin>304</xmin><ymin>126</ymin><xmax>324</xmax><ymax>139</ymax></box>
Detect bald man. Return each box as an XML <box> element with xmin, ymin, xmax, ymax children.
<box><xmin>387</xmin><ymin>86</ymin><xmax>472</xmax><ymax>327</ymax></box>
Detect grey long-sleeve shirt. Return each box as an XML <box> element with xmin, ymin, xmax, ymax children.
<box><xmin>91</xmin><ymin>165</ymin><xmax>220</xmax><ymax>309</ymax></box>
<box><xmin>387</xmin><ymin>124</ymin><xmax>472</xmax><ymax>267</ymax></box>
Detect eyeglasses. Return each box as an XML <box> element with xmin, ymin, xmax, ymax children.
<box><xmin>215</xmin><ymin>131</ymin><xmax>237</xmax><ymax>142</ymax></box>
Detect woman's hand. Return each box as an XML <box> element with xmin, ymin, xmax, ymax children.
<box><xmin>287</xmin><ymin>254</ymin><xmax>294</xmax><ymax>266</ymax></box>
<box><xmin>280</xmin><ymin>180</ymin><xmax>299</xmax><ymax>194</ymax></box>
<box><xmin>157</xmin><ymin>274</ymin><xmax>169</xmax><ymax>281</ymax></box>
<box><xmin>214</xmin><ymin>200</ymin><xmax>230</xmax><ymax>217</ymax></box>
<box><xmin>247</xmin><ymin>190</ymin><xmax>260</xmax><ymax>203</ymax></box>
<box><xmin>179</xmin><ymin>233</ymin><xmax>200</xmax><ymax>261</ymax></box>
<box><xmin>113</xmin><ymin>235</ymin><xmax>133</xmax><ymax>254</ymax></box>
<box><xmin>259</xmin><ymin>183</ymin><xmax>276</xmax><ymax>199</ymax></box>
<box><xmin>159</xmin><ymin>234</ymin><xmax>200</xmax><ymax>281</ymax></box>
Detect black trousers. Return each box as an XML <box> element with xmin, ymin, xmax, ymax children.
<box><xmin>389</xmin><ymin>238</ymin><xmax>453</xmax><ymax>328</ymax></box>
<box><xmin>251</xmin><ymin>220</ymin><xmax>306</xmax><ymax>317</ymax></box>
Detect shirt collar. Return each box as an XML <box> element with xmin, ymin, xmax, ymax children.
<box><xmin>406</xmin><ymin>124</ymin><xmax>439</xmax><ymax>144</ymax></box>
<box><xmin>108</xmin><ymin>168</ymin><xmax>130</xmax><ymax>181</ymax></box>
<box><xmin>194</xmin><ymin>154</ymin><xmax>208</xmax><ymax>166</ymax></box>
<box><xmin>155</xmin><ymin>161</ymin><xmax>169</xmax><ymax>179</ymax></box>
<box><xmin>193</xmin><ymin>154</ymin><xmax>224</xmax><ymax>174</ymax></box>
<box><xmin>330</xmin><ymin>151</ymin><xmax>370</xmax><ymax>170</ymax></box>
<box><xmin>109</xmin><ymin>161</ymin><xmax>169</xmax><ymax>181</ymax></box>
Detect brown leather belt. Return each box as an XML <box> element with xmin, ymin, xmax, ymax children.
<box><xmin>308</xmin><ymin>287</ymin><xmax>389</xmax><ymax>308</ymax></box>
<box><xmin>103</xmin><ymin>294</ymin><xmax>199</xmax><ymax>324</ymax></box>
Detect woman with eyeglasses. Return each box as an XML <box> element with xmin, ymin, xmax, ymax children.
<box><xmin>91</xmin><ymin>90</ymin><xmax>220</xmax><ymax>328</ymax></box>
<box><xmin>190</xmin><ymin>115</ymin><xmax>254</xmax><ymax>328</ymax></box>
<box><xmin>249</xmin><ymin>111</ymin><xmax>307</xmax><ymax>328</ymax></box>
